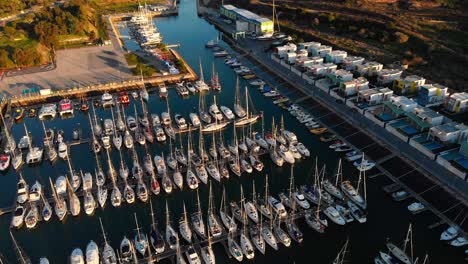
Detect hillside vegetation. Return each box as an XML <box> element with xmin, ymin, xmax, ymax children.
<box><xmin>216</xmin><ymin>0</ymin><xmax>468</xmax><ymax>92</ymax></box>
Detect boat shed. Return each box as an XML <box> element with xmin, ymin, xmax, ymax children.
<box><xmin>220</xmin><ymin>5</ymin><xmax>273</xmax><ymax>35</ymax></box>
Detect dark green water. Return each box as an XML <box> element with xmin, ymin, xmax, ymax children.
<box><xmin>0</xmin><ymin>0</ymin><xmax>465</xmax><ymax>263</ymax></box>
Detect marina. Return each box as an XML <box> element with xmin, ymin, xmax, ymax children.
<box><xmin>0</xmin><ymin>0</ymin><xmax>467</xmax><ymax>263</ymax></box>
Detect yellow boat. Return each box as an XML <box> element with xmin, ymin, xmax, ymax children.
<box><xmin>309</xmin><ymin>127</ymin><xmax>327</xmax><ymax>135</ymax></box>
<box><xmin>242</xmin><ymin>74</ymin><xmax>256</xmax><ymax>80</ymax></box>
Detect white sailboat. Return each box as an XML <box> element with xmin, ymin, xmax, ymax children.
<box><xmin>133</xmin><ymin>213</ymin><xmax>148</xmax><ymax>258</ymax></box>
<box><xmin>165</xmin><ymin>201</ymin><xmax>179</xmax><ymax>250</ymax></box>
<box><xmin>219</xmin><ymin>187</ymin><xmax>237</xmax><ymax>233</ymax></box>
<box><xmin>49</xmin><ymin>178</ymin><xmax>67</xmax><ymax>221</ymax></box>
<box><xmin>207</xmin><ymin>181</ymin><xmax>223</xmax><ymax>238</ymax></box>
<box><xmin>386</xmin><ymin>224</ymin><xmax>414</xmax><ymax>264</ymax></box>
<box><xmin>149</xmin><ymin>200</ymin><xmax>165</xmax><ymax>254</ymax></box>
<box><xmin>66</xmin><ymin>177</ymin><xmax>81</xmax><ymax>217</ymax></box>
<box><xmin>179</xmin><ymin>202</ymin><xmax>193</xmax><ymax>243</ymax></box>
<box><xmin>227</xmin><ymin>222</ymin><xmax>243</xmax><ymax>262</ymax></box>
<box><xmin>41</xmin><ymin>121</ymin><xmax>57</xmax><ymax>162</ymax></box>
<box><xmin>340</xmin><ymin>155</ymin><xmax>367</xmax><ymax>209</ymax></box>
<box><xmin>41</xmin><ymin>192</ymin><xmax>52</xmax><ymax>222</ymax></box>
<box><xmin>192</xmin><ymin>189</ymin><xmax>207</xmax><ymax>239</ymax></box>
<box><xmin>110</xmin><ymin>106</ymin><xmax>122</xmax><ymax>150</ymax></box>
<box><xmin>99</xmin><ymin>218</ymin><xmax>117</xmax><ymax>264</ymax></box>
<box><xmin>234</xmin><ymin>86</ymin><xmax>260</xmax><ymax>126</ymax></box>
<box><xmin>256</xmin><ymin>174</ymin><xmax>273</xmax><ymax>220</ymax></box>
<box><xmin>86</xmin><ymin>241</ymin><xmax>100</xmax><ymax>264</ymax></box>
<box><xmin>245</xmin><ymin>181</ymin><xmax>259</xmax><ymax>223</ymax></box>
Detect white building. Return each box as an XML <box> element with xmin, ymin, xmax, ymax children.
<box><xmin>276</xmin><ymin>43</ymin><xmax>297</xmax><ymax>58</ymax></box>
<box><xmin>417</xmin><ymin>83</ymin><xmax>448</xmax><ymax>106</ymax></box>
<box><xmin>296</xmin><ymin>57</ymin><xmax>323</xmax><ymax>70</ymax></box>
<box><xmin>356</xmin><ymin>61</ymin><xmax>383</xmax><ymax>76</ymax></box>
<box><xmin>327</xmin><ymin>69</ymin><xmax>354</xmax><ymax>85</ymax></box>
<box><xmin>298</xmin><ymin>41</ymin><xmax>321</xmax><ymax>51</ymax></box>
<box><xmin>286</xmin><ymin>52</ymin><xmax>297</xmax><ymax>64</ymax></box>
<box><xmin>429</xmin><ymin>122</ymin><xmax>468</xmax><ymax>144</ymax></box>
<box><xmin>412</xmin><ymin>107</ymin><xmax>445</xmax><ymax>127</ymax></box>
<box><xmin>342</xmin><ymin>56</ymin><xmax>365</xmax><ymax>71</ymax></box>
<box><xmin>390</xmin><ymin>96</ymin><xmax>418</xmax><ymax>112</ymax></box>
<box><xmin>339</xmin><ymin>77</ymin><xmax>369</xmax><ymax>96</ymax></box>
<box><xmin>377</xmin><ymin>69</ymin><xmax>403</xmax><ymax>85</ymax></box>
<box><xmin>446</xmin><ymin>92</ymin><xmax>468</xmax><ymax>113</ymax></box>
<box><xmin>307</xmin><ymin>63</ymin><xmax>337</xmax><ymax>76</ymax></box>
<box><xmin>358</xmin><ymin>88</ymin><xmax>384</xmax><ymax>105</ymax></box>
<box><xmin>310</xmin><ymin>45</ymin><xmax>332</xmax><ymax>57</ymax></box>
<box><xmin>325</xmin><ymin>50</ymin><xmax>347</xmax><ymax>64</ymax></box>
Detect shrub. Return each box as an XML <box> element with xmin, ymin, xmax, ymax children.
<box><xmin>394</xmin><ymin>32</ymin><xmax>409</xmax><ymax>43</ymax></box>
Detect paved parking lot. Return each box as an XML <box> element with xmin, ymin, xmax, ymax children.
<box><xmin>0</xmin><ymin>45</ymin><xmax>134</xmax><ymax>96</ymax></box>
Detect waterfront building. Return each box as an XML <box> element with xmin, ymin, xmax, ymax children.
<box><xmin>365</xmin><ymin>96</ymin><xmax>417</xmax><ymax>127</ymax></box>
<box><xmin>337</xmin><ymin>77</ymin><xmax>369</xmax><ymax>97</ymax></box>
<box><xmin>325</xmin><ymin>50</ymin><xmax>348</xmax><ymax>64</ymax></box>
<box><xmin>392</xmin><ymin>75</ymin><xmax>426</xmax><ymax>95</ymax></box>
<box><xmin>219</xmin><ymin>5</ymin><xmax>273</xmax><ymax>35</ymax></box>
<box><xmin>377</xmin><ymin>69</ymin><xmax>403</xmax><ymax>85</ymax></box>
<box><xmin>342</xmin><ymin>56</ymin><xmax>365</xmax><ymax>71</ymax></box>
<box><xmin>327</xmin><ymin>69</ymin><xmax>354</xmax><ymax>86</ymax></box>
<box><xmin>307</xmin><ymin>63</ymin><xmax>337</xmax><ymax>77</ymax></box>
<box><xmin>417</xmin><ymin>84</ymin><xmax>448</xmax><ymax>106</ymax></box>
<box><xmin>298</xmin><ymin>41</ymin><xmax>321</xmax><ymax>51</ymax></box>
<box><xmin>357</xmin><ymin>88</ymin><xmax>393</xmax><ymax>106</ymax></box>
<box><xmin>276</xmin><ymin>43</ymin><xmax>297</xmax><ymax>58</ymax></box>
<box><xmin>446</xmin><ymin>92</ymin><xmax>468</xmax><ymax>113</ymax></box>
<box><xmin>386</xmin><ymin>106</ymin><xmax>444</xmax><ymax>142</ymax></box>
<box><xmin>356</xmin><ymin>61</ymin><xmax>383</xmax><ymax>76</ymax></box>
<box><xmin>296</xmin><ymin>57</ymin><xmax>323</xmax><ymax>71</ymax></box>
<box><xmin>436</xmin><ymin>141</ymin><xmax>468</xmax><ymax>180</ymax></box>
<box><xmin>410</xmin><ymin>122</ymin><xmax>468</xmax><ymax>160</ymax></box>
<box><xmin>310</xmin><ymin>45</ymin><xmax>332</xmax><ymax>58</ymax></box>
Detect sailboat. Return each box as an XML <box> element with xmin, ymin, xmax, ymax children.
<box><xmin>256</xmin><ymin>174</ymin><xmax>273</xmax><ymax>220</ymax></box>
<box><xmin>332</xmin><ymin>239</ymin><xmax>349</xmax><ymax>264</ymax></box>
<box><xmin>1</xmin><ymin>112</ymin><xmax>16</xmax><ymax>154</ymax></box>
<box><xmin>119</xmin><ymin>236</ymin><xmax>134</xmax><ymax>263</ymax></box>
<box><xmin>88</xmin><ymin>113</ymin><xmax>102</xmax><ymax>154</ymax></box>
<box><xmin>83</xmin><ymin>174</ymin><xmax>96</xmax><ymax>216</ymax></box>
<box><xmin>167</xmin><ymin>137</ymin><xmax>178</xmax><ymax>170</ymax></box>
<box><xmin>206</xmin><ymin>151</ymin><xmax>221</xmax><ymax>183</ymax></box>
<box><xmin>66</xmin><ymin>154</ymin><xmax>81</xmax><ymax>192</ymax></box>
<box><xmin>40</xmin><ymin>192</ymin><xmax>52</xmax><ymax>222</ymax></box>
<box><xmin>192</xmin><ymin>189</ymin><xmax>207</xmax><ymax>239</ymax></box>
<box><xmin>165</xmin><ymin>200</ymin><xmax>179</xmax><ymax>250</ymax></box>
<box><xmin>25</xmin><ymin>202</ymin><xmax>39</xmax><ymax>229</ymax></box>
<box><xmin>186</xmin><ymin>133</ymin><xmax>199</xmax><ymax>190</ymax></box>
<box><xmin>240</xmin><ymin>198</ymin><xmax>255</xmax><ymax>259</ymax></box>
<box><xmin>123</xmin><ymin>179</ymin><xmax>135</xmax><ymax>204</ymax></box>
<box><xmin>66</xmin><ymin>177</ymin><xmax>81</xmax><ymax>216</ymax></box>
<box><xmin>115</xmin><ymin>103</ymin><xmax>126</xmax><ymax>132</ymax></box>
<box><xmin>265</xmin><ymin>117</ymin><xmax>277</xmax><ymax>147</ymax></box>
<box><xmin>110</xmin><ymin>106</ymin><xmax>122</xmax><ymax>150</ymax></box>
<box><xmin>386</xmin><ymin>224</ymin><xmax>413</xmax><ymax>264</ymax></box>
<box><xmin>49</xmin><ymin>178</ymin><xmax>67</xmax><ymax>221</ymax></box>
<box><xmin>133</xmin><ymin>213</ymin><xmax>148</xmax><ymax>258</ymax></box>
<box><xmin>261</xmin><ymin>213</ymin><xmax>279</xmax><ymax>250</ymax></box>
<box><xmin>179</xmin><ymin>201</ymin><xmax>193</xmax><ymax>243</ymax></box>
<box><xmin>227</xmin><ymin>220</ymin><xmax>243</xmax><ymax>262</ymax></box>
<box><xmin>118</xmin><ymin>149</ymin><xmax>129</xmax><ymax>180</ymax></box>
<box><xmin>23</xmin><ymin>124</ymin><xmax>43</xmax><ymax>164</ymax></box>
<box><xmin>149</xmin><ymin>200</ymin><xmax>165</xmax><ymax>254</ymax></box>
<box><xmin>274</xmin><ymin>217</ymin><xmax>291</xmax><ymax>247</ymax></box>
<box><xmin>136</xmin><ymin>176</ymin><xmax>149</xmax><ymax>202</ymax></box>
<box><xmin>245</xmin><ymin>181</ymin><xmax>259</xmax><ymax>223</ymax></box>
<box><xmin>201</xmin><ymin>229</ymin><xmax>216</xmax><ymax>264</ymax></box>
<box><xmin>340</xmin><ymin>155</ymin><xmax>367</xmax><ymax>209</ymax></box>
<box><xmin>219</xmin><ymin>187</ymin><xmax>237</xmax><ymax>233</ymax></box>
<box><xmin>195</xmin><ymin>59</ymin><xmax>210</xmax><ymax>92</ymax></box>
<box><xmin>207</xmin><ymin>181</ymin><xmax>223</xmax><ymax>238</ymax></box>
<box><xmin>91</xmin><ymin>103</ymin><xmax>102</xmax><ymax>137</ymax></box>
<box><xmin>10</xmin><ymin>231</ymin><xmax>31</xmax><ymax>264</ymax></box>
<box><xmin>41</xmin><ymin>121</ymin><xmax>57</xmax><ymax>162</ymax></box>
<box><xmin>210</xmin><ymin>61</ymin><xmax>221</xmax><ymax>91</ymax></box>
<box><xmin>122</xmin><ymin>105</ymin><xmax>134</xmax><ymax>149</ymax></box>
<box><xmin>99</xmin><ymin>218</ymin><xmax>117</xmax><ymax>264</ymax></box>
<box><xmin>234</xmin><ymin>86</ymin><xmax>260</xmax><ymax>126</ymax></box>
<box><xmin>322</xmin><ymin>159</ymin><xmax>345</xmax><ymax>200</ymax></box>
<box><xmin>269</xmin><ymin>139</ymin><xmax>284</xmax><ymax>167</ymax></box>
<box><xmin>249</xmin><ymin>216</ymin><xmax>266</xmax><ymax>254</ymax></box>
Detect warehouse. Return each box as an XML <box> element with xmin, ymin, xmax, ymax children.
<box><xmin>220</xmin><ymin>5</ymin><xmax>274</xmax><ymax>35</ymax></box>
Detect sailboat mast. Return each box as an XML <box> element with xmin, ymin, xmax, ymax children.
<box><xmin>252</xmin><ymin>180</ymin><xmax>256</xmax><ymax>204</ymax></box>
<box><xmin>134</xmin><ymin>213</ymin><xmax>141</xmax><ymax>238</ymax></box>
<box><xmin>196</xmin><ymin>189</ymin><xmax>202</xmax><ymax>215</ymax></box>
<box><xmin>245</xmin><ymin>86</ymin><xmax>249</xmax><ymax>119</ymax></box>
<box><xmin>335</xmin><ymin>159</ymin><xmax>342</xmax><ymax>186</ymax></box>
<box><xmin>183</xmin><ymin>201</ymin><xmax>188</xmax><ymax>223</ymax></box>
<box><xmin>150</xmin><ymin>199</ymin><xmax>156</xmax><ymax>227</ymax></box>
<box><xmin>99</xmin><ymin>217</ymin><xmax>109</xmax><ymax>244</ymax></box>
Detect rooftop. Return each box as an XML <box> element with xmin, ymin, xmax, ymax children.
<box><xmin>450</xmin><ymin>92</ymin><xmax>468</xmax><ymax>101</ymax></box>
<box><xmin>431</xmin><ymin>122</ymin><xmax>468</xmax><ymax>135</ymax></box>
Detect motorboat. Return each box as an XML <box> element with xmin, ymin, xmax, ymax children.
<box><xmin>38</xmin><ymin>104</ymin><xmax>57</xmax><ymax>120</ymax></box>
<box><xmin>11</xmin><ymin>205</ymin><xmax>26</xmax><ymax>228</ymax></box>
<box><xmin>268</xmin><ymin>196</ymin><xmax>287</xmax><ymax>219</ymax></box>
<box><xmin>0</xmin><ymin>153</ymin><xmax>11</xmax><ymax>171</ymax></box>
<box><xmin>279</xmin><ymin>144</ymin><xmax>295</xmax><ymax>164</ymax></box>
<box><xmin>159</xmin><ymin>84</ymin><xmax>168</xmax><ymax>98</ymax></box>
<box><xmin>185</xmin><ymin>246</ymin><xmax>202</xmax><ymax>264</ymax></box>
<box><xmin>286</xmin><ymin>220</ymin><xmax>303</xmax><ymax>243</ymax></box>
<box><xmin>335</xmin><ymin>204</ymin><xmax>354</xmax><ymax>223</ymax></box>
<box><xmin>189</xmin><ymin>113</ymin><xmax>201</xmax><ymax>127</ymax></box>
<box><xmin>408</xmin><ymin>202</ymin><xmax>425</xmax><ymax>213</ymax></box>
<box><xmin>29</xmin><ymin>181</ymin><xmax>42</xmax><ymax>202</ymax></box>
<box><xmin>341</xmin><ymin>181</ymin><xmax>366</xmax><ymax>209</ymax></box>
<box><xmin>323</xmin><ymin>206</ymin><xmax>346</xmax><ymax>225</ymax></box>
<box><xmin>209</xmin><ymin>102</ymin><xmax>223</xmax><ymax>121</ymax></box>
<box><xmin>254</xmin><ymin>133</ymin><xmax>268</xmax><ymax>149</ymax></box>
<box><xmin>441</xmin><ymin>226</ymin><xmax>460</xmax><ymax>241</ymax></box>
<box><xmin>18</xmin><ymin>136</ymin><xmax>30</xmax><ymax>149</ymax></box>
<box><xmin>269</xmin><ymin>148</ymin><xmax>284</xmax><ymax>167</ymax></box>
<box><xmin>289</xmin><ymin>144</ymin><xmax>302</xmax><ymax>159</ymax></box>
<box><xmin>58</xmin><ymin>142</ymin><xmax>68</xmax><ymax>160</ymax></box>
<box><xmin>127</xmin><ymin>116</ymin><xmax>138</xmax><ymax>132</ymax></box>
<box><xmin>59</xmin><ymin>98</ymin><xmax>74</xmax><ymax>116</ymax></box>
<box><xmin>86</xmin><ymin>241</ymin><xmax>100</xmax><ymax>264</ymax></box>
<box><xmin>186</xmin><ymin>82</ymin><xmax>197</xmax><ymax>93</ymax></box>
<box><xmin>451</xmin><ymin>236</ymin><xmax>468</xmax><ymax>247</ymax></box>
<box><xmin>70</xmin><ymin>248</ymin><xmax>85</xmax><ymax>264</ymax></box>
<box><xmin>292</xmin><ymin>191</ymin><xmax>310</xmax><ymax>209</ymax></box>
<box><xmin>353</xmin><ymin>159</ymin><xmax>376</xmax><ymax>171</ymax></box>
<box><xmin>220</xmin><ymin>106</ymin><xmax>235</xmax><ymax>120</ymax></box>
<box><xmin>175</xmin><ymin>114</ymin><xmax>188</xmax><ymax>130</ymax></box>
<box><xmin>17</xmin><ymin>177</ymin><xmax>29</xmax><ymax>204</ymax></box>
<box><xmin>101</xmin><ymin>93</ymin><xmax>114</xmax><ymax>107</ymax></box>
<box><xmin>347</xmin><ymin>201</ymin><xmax>366</xmax><ymax>223</ymax></box>
<box><xmin>119</xmin><ymin>237</ymin><xmax>134</xmax><ymax>263</ymax></box>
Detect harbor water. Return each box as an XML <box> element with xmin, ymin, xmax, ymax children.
<box><xmin>0</xmin><ymin>0</ymin><xmax>465</xmax><ymax>262</ymax></box>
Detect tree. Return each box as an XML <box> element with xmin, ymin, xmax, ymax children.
<box><xmin>89</xmin><ymin>30</ymin><xmax>96</xmax><ymax>41</ymax></box>
<box><xmin>0</xmin><ymin>50</ymin><xmax>10</xmax><ymax>68</ymax></box>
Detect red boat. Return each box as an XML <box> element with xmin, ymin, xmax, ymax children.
<box><xmin>120</xmin><ymin>92</ymin><xmax>130</xmax><ymax>104</ymax></box>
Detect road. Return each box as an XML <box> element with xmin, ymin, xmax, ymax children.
<box><xmin>207</xmin><ymin>16</ymin><xmax>468</xmax><ymax>204</ymax></box>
